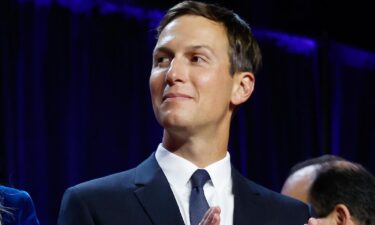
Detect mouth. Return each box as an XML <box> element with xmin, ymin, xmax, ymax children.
<box><xmin>162</xmin><ymin>93</ymin><xmax>193</xmax><ymax>102</ymax></box>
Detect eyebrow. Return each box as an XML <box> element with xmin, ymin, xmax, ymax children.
<box><xmin>188</xmin><ymin>45</ymin><xmax>214</xmax><ymax>53</ymax></box>
<box><xmin>153</xmin><ymin>45</ymin><xmax>215</xmax><ymax>56</ymax></box>
<box><xmin>153</xmin><ymin>46</ymin><xmax>173</xmax><ymax>56</ymax></box>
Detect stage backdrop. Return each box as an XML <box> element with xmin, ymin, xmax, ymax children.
<box><xmin>1</xmin><ymin>1</ymin><xmax>375</xmax><ymax>225</ymax></box>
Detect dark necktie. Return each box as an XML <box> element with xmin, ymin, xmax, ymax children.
<box><xmin>189</xmin><ymin>169</ymin><xmax>211</xmax><ymax>225</ymax></box>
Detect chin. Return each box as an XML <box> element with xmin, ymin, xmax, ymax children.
<box><xmin>158</xmin><ymin>113</ymin><xmax>191</xmax><ymax>130</ymax></box>
<box><xmin>161</xmin><ymin>118</ymin><xmax>187</xmax><ymax>129</ymax></box>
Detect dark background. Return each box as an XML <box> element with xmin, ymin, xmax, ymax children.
<box><xmin>1</xmin><ymin>0</ymin><xmax>374</xmax><ymax>225</ymax></box>
<box><xmin>117</xmin><ymin>0</ymin><xmax>375</xmax><ymax>52</ymax></box>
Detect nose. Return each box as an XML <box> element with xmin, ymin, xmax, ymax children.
<box><xmin>165</xmin><ymin>57</ymin><xmax>187</xmax><ymax>85</ymax></box>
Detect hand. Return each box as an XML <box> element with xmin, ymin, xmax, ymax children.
<box><xmin>199</xmin><ymin>207</ymin><xmax>221</xmax><ymax>225</ymax></box>
<box><xmin>306</xmin><ymin>218</ymin><xmax>320</xmax><ymax>225</ymax></box>
<box><xmin>306</xmin><ymin>217</ymin><xmax>328</xmax><ymax>225</ymax></box>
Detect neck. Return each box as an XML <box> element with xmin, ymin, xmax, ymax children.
<box><xmin>162</xmin><ymin>124</ymin><xmax>230</xmax><ymax>168</ymax></box>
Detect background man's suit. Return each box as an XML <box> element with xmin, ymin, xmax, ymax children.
<box><xmin>58</xmin><ymin>153</ymin><xmax>312</xmax><ymax>225</ymax></box>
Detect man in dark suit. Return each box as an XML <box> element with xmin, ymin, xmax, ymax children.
<box><xmin>58</xmin><ymin>1</ymin><xmax>312</xmax><ymax>225</ymax></box>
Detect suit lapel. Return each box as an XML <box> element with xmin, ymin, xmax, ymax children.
<box><xmin>232</xmin><ymin>167</ymin><xmax>264</xmax><ymax>224</ymax></box>
<box><xmin>133</xmin><ymin>153</ymin><xmax>185</xmax><ymax>225</ymax></box>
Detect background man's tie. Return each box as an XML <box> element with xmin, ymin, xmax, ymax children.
<box><xmin>189</xmin><ymin>169</ymin><xmax>211</xmax><ymax>225</ymax></box>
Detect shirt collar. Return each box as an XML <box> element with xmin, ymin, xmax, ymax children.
<box><xmin>155</xmin><ymin>143</ymin><xmax>232</xmax><ymax>190</ymax></box>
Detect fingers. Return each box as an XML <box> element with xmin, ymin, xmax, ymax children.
<box><xmin>307</xmin><ymin>217</ymin><xmax>318</xmax><ymax>225</ymax></box>
<box><xmin>307</xmin><ymin>217</ymin><xmax>322</xmax><ymax>225</ymax></box>
<box><xmin>199</xmin><ymin>207</ymin><xmax>221</xmax><ymax>225</ymax></box>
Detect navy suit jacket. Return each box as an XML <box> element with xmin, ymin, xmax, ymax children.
<box><xmin>58</xmin><ymin>153</ymin><xmax>312</xmax><ymax>225</ymax></box>
<box><xmin>0</xmin><ymin>186</ymin><xmax>40</xmax><ymax>225</ymax></box>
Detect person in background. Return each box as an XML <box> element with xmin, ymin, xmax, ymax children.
<box><xmin>58</xmin><ymin>1</ymin><xmax>313</xmax><ymax>224</ymax></box>
<box><xmin>281</xmin><ymin>155</ymin><xmax>344</xmax><ymax>203</ymax></box>
<box><xmin>0</xmin><ymin>185</ymin><xmax>40</xmax><ymax>225</ymax></box>
<box><xmin>281</xmin><ymin>155</ymin><xmax>375</xmax><ymax>225</ymax></box>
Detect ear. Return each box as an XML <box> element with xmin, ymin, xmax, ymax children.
<box><xmin>330</xmin><ymin>204</ymin><xmax>352</xmax><ymax>225</ymax></box>
<box><xmin>230</xmin><ymin>72</ymin><xmax>255</xmax><ymax>106</ymax></box>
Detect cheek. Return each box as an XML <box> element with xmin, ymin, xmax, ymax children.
<box><xmin>197</xmin><ymin>73</ymin><xmax>232</xmax><ymax>97</ymax></box>
<box><xmin>149</xmin><ymin>72</ymin><xmax>164</xmax><ymax>98</ymax></box>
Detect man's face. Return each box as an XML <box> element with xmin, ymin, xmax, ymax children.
<box><xmin>150</xmin><ymin>15</ymin><xmax>236</xmax><ymax>133</ymax></box>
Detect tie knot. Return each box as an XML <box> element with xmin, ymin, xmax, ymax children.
<box><xmin>191</xmin><ymin>169</ymin><xmax>210</xmax><ymax>188</ymax></box>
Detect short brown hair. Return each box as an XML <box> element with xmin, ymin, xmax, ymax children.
<box><xmin>156</xmin><ymin>1</ymin><xmax>262</xmax><ymax>75</ymax></box>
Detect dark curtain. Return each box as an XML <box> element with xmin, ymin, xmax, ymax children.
<box><xmin>1</xmin><ymin>2</ymin><xmax>375</xmax><ymax>225</ymax></box>
<box><xmin>326</xmin><ymin>44</ymin><xmax>375</xmax><ymax>168</ymax></box>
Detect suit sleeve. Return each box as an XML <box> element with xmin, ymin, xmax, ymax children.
<box><xmin>57</xmin><ymin>187</ymin><xmax>95</xmax><ymax>225</ymax></box>
<box><xmin>308</xmin><ymin>203</ymin><xmax>316</xmax><ymax>217</ymax></box>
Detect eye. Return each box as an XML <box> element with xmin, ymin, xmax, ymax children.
<box><xmin>155</xmin><ymin>56</ymin><xmax>171</xmax><ymax>67</ymax></box>
<box><xmin>191</xmin><ymin>55</ymin><xmax>206</xmax><ymax>64</ymax></box>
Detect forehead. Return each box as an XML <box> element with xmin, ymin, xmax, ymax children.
<box><xmin>156</xmin><ymin>15</ymin><xmax>229</xmax><ymax>51</ymax></box>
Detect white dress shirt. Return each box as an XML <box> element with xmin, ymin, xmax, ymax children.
<box><xmin>155</xmin><ymin>144</ymin><xmax>234</xmax><ymax>225</ymax></box>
